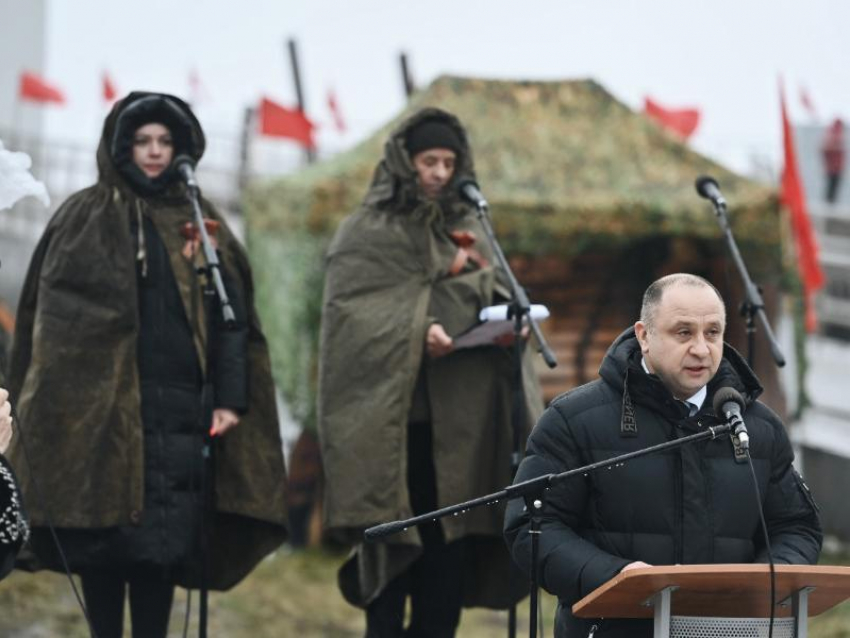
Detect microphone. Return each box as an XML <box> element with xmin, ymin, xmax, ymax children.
<box><xmin>173</xmin><ymin>154</ymin><xmax>199</xmax><ymax>190</ymax></box>
<box><xmin>695</xmin><ymin>175</ymin><xmax>727</xmax><ymax>209</ymax></box>
<box><xmin>364</xmin><ymin>519</ymin><xmax>413</xmax><ymax>542</ymax></box>
<box><xmin>712</xmin><ymin>387</ymin><xmax>749</xmax><ymax>451</ymax></box>
<box><xmin>457</xmin><ymin>179</ymin><xmax>488</xmax><ymax>209</ymax></box>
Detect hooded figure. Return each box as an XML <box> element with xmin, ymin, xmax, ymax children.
<box><xmin>8</xmin><ymin>92</ymin><xmax>287</xmax><ymax>637</ymax></box>
<box><xmin>318</xmin><ymin>108</ymin><xmax>543</xmax><ymax>637</ymax></box>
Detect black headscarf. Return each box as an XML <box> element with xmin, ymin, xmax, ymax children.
<box><xmin>404</xmin><ymin>118</ymin><xmax>464</xmax><ymax>157</ymax></box>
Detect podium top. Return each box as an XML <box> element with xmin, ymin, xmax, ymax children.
<box><xmin>573</xmin><ymin>564</ymin><xmax>850</xmax><ymax>619</ymax></box>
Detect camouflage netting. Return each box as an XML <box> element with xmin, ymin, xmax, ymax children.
<box><xmin>243</xmin><ymin>75</ymin><xmax>782</xmax><ymax>432</ymax></box>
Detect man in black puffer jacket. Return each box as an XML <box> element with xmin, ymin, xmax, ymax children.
<box><xmin>504</xmin><ymin>273</ymin><xmax>822</xmax><ymax>638</ymax></box>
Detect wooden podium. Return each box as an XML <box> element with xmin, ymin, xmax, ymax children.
<box><xmin>573</xmin><ymin>565</ymin><xmax>850</xmax><ymax>638</ymax></box>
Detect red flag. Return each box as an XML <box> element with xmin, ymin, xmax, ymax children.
<box><xmin>188</xmin><ymin>68</ymin><xmax>210</xmax><ymax>105</ymax></box>
<box><xmin>258</xmin><ymin>97</ymin><xmax>316</xmax><ymax>149</ymax></box>
<box><xmin>644</xmin><ymin>97</ymin><xmax>700</xmax><ymax>140</ymax></box>
<box><xmin>780</xmin><ymin>81</ymin><xmax>825</xmax><ymax>332</ymax></box>
<box><xmin>19</xmin><ymin>71</ymin><xmax>66</xmax><ymax>104</ymax></box>
<box><xmin>799</xmin><ymin>87</ymin><xmax>818</xmax><ymax>121</ymax></box>
<box><xmin>102</xmin><ymin>71</ymin><xmax>118</xmax><ymax>103</ymax></box>
<box><xmin>327</xmin><ymin>89</ymin><xmax>346</xmax><ymax>133</ymax></box>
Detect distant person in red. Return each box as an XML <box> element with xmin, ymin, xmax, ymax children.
<box><xmin>821</xmin><ymin>118</ymin><xmax>845</xmax><ymax>204</ymax></box>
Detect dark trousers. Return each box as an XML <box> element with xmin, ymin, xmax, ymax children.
<box><xmin>80</xmin><ymin>567</ymin><xmax>174</xmax><ymax>638</ymax></box>
<box><xmin>825</xmin><ymin>173</ymin><xmax>842</xmax><ymax>203</ymax></box>
<box><xmin>365</xmin><ymin>420</ymin><xmax>466</xmax><ymax>638</ymax></box>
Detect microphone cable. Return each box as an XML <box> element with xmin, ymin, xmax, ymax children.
<box><xmin>183</xmin><ymin>588</ymin><xmax>192</xmax><ymax>638</ymax></box>
<box><xmin>713</xmin><ymin>386</ymin><xmax>776</xmax><ymax>637</ymax></box>
<box><xmin>179</xmin><ymin>411</ymin><xmax>202</xmax><ymax>638</ymax></box>
<box><xmin>744</xmin><ymin>448</ymin><xmax>776</xmax><ymax>638</ymax></box>
<box><xmin>7</xmin><ymin>401</ymin><xmax>99</xmax><ymax>638</ymax></box>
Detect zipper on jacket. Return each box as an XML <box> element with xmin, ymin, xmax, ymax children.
<box><xmin>676</xmin><ymin>444</ymin><xmax>684</xmax><ymax>563</ymax></box>
<box><xmin>587</xmin><ymin>623</ymin><xmax>598</xmax><ymax>638</ymax></box>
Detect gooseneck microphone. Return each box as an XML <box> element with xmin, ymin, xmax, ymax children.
<box><xmin>173</xmin><ymin>154</ymin><xmax>199</xmax><ymax>190</ymax></box>
<box><xmin>695</xmin><ymin>175</ymin><xmax>727</xmax><ymax>209</ymax></box>
<box><xmin>695</xmin><ymin>174</ymin><xmax>786</xmax><ymax>369</ymax></box>
<box><xmin>713</xmin><ymin>387</ymin><xmax>749</xmax><ymax>451</ymax></box>
<box><xmin>457</xmin><ymin>178</ymin><xmax>488</xmax><ymax>209</ymax></box>
<box><xmin>172</xmin><ymin>153</ymin><xmax>236</xmax><ymax>326</ymax></box>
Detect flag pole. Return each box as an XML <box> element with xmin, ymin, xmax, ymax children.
<box><xmin>286</xmin><ymin>38</ymin><xmax>315</xmax><ymax>164</ymax></box>
<box><xmin>10</xmin><ymin>95</ymin><xmax>22</xmax><ymax>149</ymax></box>
<box><xmin>399</xmin><ymin>52</ymin><xmax>415</xmax><ymax>99</ymax></box>
<box><xmin>236</xmin><ymin>105</ymin><xmax>256</xmax><ymax>211</ymax></box>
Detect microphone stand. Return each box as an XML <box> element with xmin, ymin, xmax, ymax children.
<box><xmin>183</xmin><ymin>177</ymin><xmax>235</xmax><ymax>638</ymax></box>
<box><xmin>365</xmin><ymin>423</ymin><xmax>736</xmax><ymax>638</ymax></box>
<box><xmin>706</xmin><ymin>197</ymin><xmax>785</xmax><ymax>369</ymax></box>
<box><xmin>468</xmin><ymin>197</ymin><xmax>556</xmax><ymax>638</ymax></box>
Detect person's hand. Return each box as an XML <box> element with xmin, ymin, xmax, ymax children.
<box><xmin>621</xmin><ymin>561</ymin><xmax>652</xmax><ymax>573</ymax></box>
<box><xmin>426</xmin><ymin>323</ymin><xmax>454</xmax><ymax>358</ymax></box>
<box><xmin>210</xmin><ymin>408</ymin><xmax>240</xmax><ymax>437</ymax></box>
<box><xmin>492</xmin><ymin>325</ymin><xmax>530</xmax><ymax>348</ymax></box>
<box><xmin>0</xmin><ymin>388</ymin><xmax>13</xmax><ymax>455</ymax></box>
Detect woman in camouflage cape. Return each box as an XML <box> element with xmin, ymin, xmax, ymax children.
<box><xmin>8</xmin><ymin>92</ymin><xmax>287</xmax><ymax>635</ymax></box>
<box><xmin>318</xmin><ymin>108</ymin><xmax>543</xmax><ymax>634</ymax></box>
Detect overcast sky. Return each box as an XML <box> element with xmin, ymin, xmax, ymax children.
<box><xmin>41</xmin><ymin>0</ymin><xmax>850</xmax><ymax>176</ymax></box>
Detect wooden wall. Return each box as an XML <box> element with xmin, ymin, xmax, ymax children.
<box><xmin>511</xmin><ymin>237</ymin><xmax>786</xmax><ymax>418</ymax></box>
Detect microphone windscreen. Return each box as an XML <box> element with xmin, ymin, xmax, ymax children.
<box><xmin>695</xmin><ymin>175</ymin><xmax>719</xmax><ymax>199</ymax></box>
<box><xmin>712</xmin><ymin>386</ymin><xmax>745</xmax><ymax>415</ymax></box>
<box><xmin>173</xmin><ymin>154</ymin><xmax>196</xmax><ymax>171</ymax></box>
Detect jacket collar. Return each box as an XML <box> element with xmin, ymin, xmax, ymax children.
<box><xmin>601</xmin><ymin>327</ymin><xmax>763</xmax><ymax>428</ymax></box>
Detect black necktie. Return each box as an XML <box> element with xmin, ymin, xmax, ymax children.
<box><xmin>681</xmin><ymin>401</ymin><xmax>698</xmax><ymax>417</ymax></box>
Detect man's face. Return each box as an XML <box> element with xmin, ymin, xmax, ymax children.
<box><xmin>634</xmin><ymin>283</ymin><xmax>726</xmax><ymax>400</ymax></box>
<box><xmin>412</xmin><ymin>148</ymin><xmax>456</xmax><ymax>200</ymax></box>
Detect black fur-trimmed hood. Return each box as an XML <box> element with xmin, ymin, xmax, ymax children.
<box><xmin>97</xmin><ymin>91</ymin><xmax>205</xmax><ymax>197</ymax></box>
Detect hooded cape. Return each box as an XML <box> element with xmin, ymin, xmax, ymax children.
<box><xmin>8</xmin><ymin>92</ymin><xmax>287</xmax><ymax>590</ymax></box>
<box><xmin>318</xmin><ymin>108</ymin><xmax>543</xmax><ymax>607</ymax></box>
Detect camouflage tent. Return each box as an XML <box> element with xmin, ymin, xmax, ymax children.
<box><xmin>244</xmin><ymin>75</ymin><xmax>782</xmax><ymax>433</ymax></box>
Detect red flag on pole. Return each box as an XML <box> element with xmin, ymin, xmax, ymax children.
<box><xmin>643</xmin><ymin>97</ymin><xmax>700</xmax><ymax>140</ymax></box>
<box><xmin>327</xmin><ymin>89</ymin><xmax>346</xmax><ymax>133</ymax></box>
<box><xmin>102</xmin><ymin>71</ymin><xmax>118</xmax><ymax>103</ymax></box>
<box><xmin>257</xmin><ymin>97</ymin><xmax>316</xmax><ymax>149</ymax></box>
<box><xmin>187</xmin><ymin>68</ymin><xmax>210</xmax><ymax>105</ymax></box>
<box><xmin>779</xmin><ymin>80</ymin><xmax>825</xmax><ymax>332</ymax></box>
<box><xmin>19</xmin><ymin>71</ymin><xmax>66</xmax><ymax>104</ymax></box>
<box><xmin>799</xmin><ymin>87</ymin><xmax>818</xmax><ymax>122</ymax></box>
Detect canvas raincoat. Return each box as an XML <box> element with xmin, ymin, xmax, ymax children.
<box><xmin>318</xmin><ymin>108</ymin><xmax>543</xmax><ymax>608</ymax></box>
<box><xmin>8</xmin><ymin>92</ymin><xmax>287</xmax><ymax>590</ymax></box>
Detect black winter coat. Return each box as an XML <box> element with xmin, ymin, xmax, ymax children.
<box><xmin>504</xmin><ymin>328</ymin><xmax>822</xmax><ymax>638</ymax></box>
<box><xmin>129</xmin><ymin>213</ymin><xmax>248</xmax><ymax>571</ymax></box>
